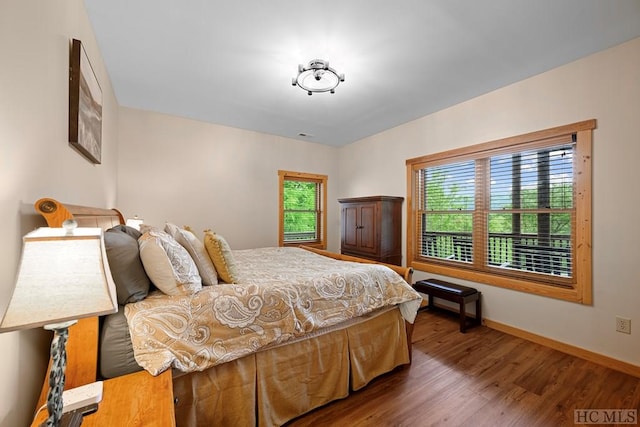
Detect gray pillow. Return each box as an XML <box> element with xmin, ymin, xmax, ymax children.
<box><xmin>105</xmin><ymin>226</ymin><xmax>151</xmax><ymax>304</ymax></box>
<box><xmin>99</xmin><ymin>307</ymin><xmax>142</xmax><ymax>378</ymax></box>
<box><xmin>109</xmin><ymin>224</ymin><xmax>142</xmax><ymax>240</ymax></box>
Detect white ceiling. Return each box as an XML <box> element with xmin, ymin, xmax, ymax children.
<box><xmin>84</xmin><ymin>0</ymin><xmax>640</xmax><ymax>147</ymax></box>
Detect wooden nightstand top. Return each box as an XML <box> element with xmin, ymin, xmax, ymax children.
<box><xmin>32</xmin><ymin>370</ymin><xmax>175</xmax><ymax>427</ymax></box>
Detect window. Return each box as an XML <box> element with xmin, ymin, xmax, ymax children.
<box><xmin>407</xmin><ymin>120</ymin><xmax>595</xmax><ymax>303</ymax></box>
<box><xmin>278</xmin><ymin>170</ymin><xmax>327</xmax><ymax>248</ymax></box>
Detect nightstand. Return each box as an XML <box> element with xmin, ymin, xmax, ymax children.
<box><xmin>32</xmin><ymin>370</ymin><xmax>175</xmax><ymax>426</ymax></box>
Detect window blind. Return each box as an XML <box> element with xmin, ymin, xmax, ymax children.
<box><xmin>416</xmin><ymin>141</ymin><xmax>575</xmax><ymax>279</ymax></box>
<box><xmin>488</xmin><ymin>142</ymin><xmax>574</xmax><ymax>278</ymax></box>
<box><xmin>283</xmin><ymin>179</ymin><xmax>321</xmax><ymax>243</ymax></box>
<box><xmin>418</xmin><ymin>160</ymin><xmax>475</xmax><ymax>262</ymax></box>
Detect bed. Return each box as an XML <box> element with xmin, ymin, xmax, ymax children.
<box><xmin>33</xmin><ymin>197</ymin><xmax>421</xmax><ymax>426</ymax></box>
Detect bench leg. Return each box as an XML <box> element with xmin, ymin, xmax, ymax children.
<box><xmin>459</xmin><ymin>299</ymin><xmax>467</xmax><ymax>333</ymax></box>
<box><xmin>476</xmin><ymin>293</ymin><xmax>482</xmax><ymax>326</ymax></box>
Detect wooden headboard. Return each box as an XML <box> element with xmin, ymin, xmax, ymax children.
<box><xmin>33</xmin><ymin>198</ymin><xmax>125</xmax><ymax>409</ymax></box>
<box><xmin>35</xmin><ymin>198</ymin><xmax>124</xmax><ymax>230</ymax></box>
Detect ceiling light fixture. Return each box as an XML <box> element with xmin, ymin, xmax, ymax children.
<box><xmin>292</xmin><ymin>59</ymin><xmax>345</xmax><ymax>96</ymax></box>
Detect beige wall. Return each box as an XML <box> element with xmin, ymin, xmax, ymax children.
<box><xmin>1</xmin><ymin>0</ymin><xmax>638</xmax><ymax>423</ymax></box>
<box><xmin>0</xmin><ymin>0</ymin><xmax>119</xmax><ymax>425</ymax></box>
<box><xmin>339</xmin><ymin>37</ymin><xmax>640</xmax><ymax>367</ymax></box>
<box><xmin>117</xmin><ymin>108</ymin><xmax>341</xmax><ymax>252</ymax></box>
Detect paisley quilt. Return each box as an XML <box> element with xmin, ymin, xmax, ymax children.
<box><xmin>125</xmin><ymin>247</ymin><xmax>421</xmax><ymax>375</ymax></box>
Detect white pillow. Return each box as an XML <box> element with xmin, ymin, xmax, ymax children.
<box><xmin>164</xmin><ymin>223</ymin><xmax>218</xmax><ymax>286</ymax></box>
<box><xmin>138</xmin><ymin>229</ymin><xmax>202</xmax><ymax>295</ymax></box>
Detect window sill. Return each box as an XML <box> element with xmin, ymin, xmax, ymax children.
<box><xmin>283</xmin><ymin>242</ymin><xmax>326</xmax><ymax>250</ymax></box>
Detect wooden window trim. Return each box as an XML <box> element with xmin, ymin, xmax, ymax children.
<box><xmin>406</xmin><ymin>119</ymin><xmax>595</xmax><ymax>304</ymax></box>
<box><xmin>278</xmin><ymin>170</ymin><xmax>328</xmax><ymax>249</ymax></box>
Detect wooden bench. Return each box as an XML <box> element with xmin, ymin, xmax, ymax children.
<box><xmin>413</xmin><ymin>279</ymin><xmax>481</xmax><ymax>333</ymax></box>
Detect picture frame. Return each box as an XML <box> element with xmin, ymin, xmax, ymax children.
<box><xmin>69</xmin><ymin>38</ymin><xmax>103</xmax><ymax>164</ymax></box>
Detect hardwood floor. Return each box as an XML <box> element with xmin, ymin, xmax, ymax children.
<box><xmin>286</xmin><ymin>309</ymin><xmax>640</xmax><ymax>427</ymax></box>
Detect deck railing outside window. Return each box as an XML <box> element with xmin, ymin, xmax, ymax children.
<box><xmin>421</xmin><ymin>231</ymin><xmax>572</xmax><ymax>277</ymax></box>
<box><xmin>283</xmin><ymin>231</ymin><xmax>318</xmax><ymax>242</ymax></box>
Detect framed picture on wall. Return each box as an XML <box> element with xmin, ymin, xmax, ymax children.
<box><xmin>68</xmin><ymin>38</ymin><xmax>103</xmax><ymax>164</ymax></box>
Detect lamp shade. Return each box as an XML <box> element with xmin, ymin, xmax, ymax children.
<box><xmin>125</xmin><ymin>215</ymin><xmax>144</xmax><ymax>231</ymax></box>
<box><xmin>0</xmin><ymin>227</ymin><xmax>118</xmax><ymax>332</ymax></box>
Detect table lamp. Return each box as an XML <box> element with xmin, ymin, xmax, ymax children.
<box><xmin>125</xmin><ymin>215</ymin><xmax>144</xmax><ymax>231</ymax></box>
<box><xmin>0</xmin><ymin>221</ymin><xmax>118</xmax><ymax>426</ymax></box>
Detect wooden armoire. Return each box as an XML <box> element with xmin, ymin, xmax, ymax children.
<box><xmin>338</xmin><ymin>196</ymin><xmax>404</xmax><ymax>266</ymax></box>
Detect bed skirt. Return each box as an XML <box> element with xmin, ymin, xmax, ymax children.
<box><xmin>172</xmin><ymin>306</ymin><xmax>410</xmax><ymax>426</ymax></box>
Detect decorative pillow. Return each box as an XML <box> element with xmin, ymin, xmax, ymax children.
<box><xmin>104</xmin><ymin>226</ymin><xmax>151</xmax><ymax>304</ymax></box>
<box><xmin>139</xmin><ymin>223</ymin><xmax>156</xmax><ymax>235</ymax></box>
<box><xmin>108</xmin><ymin>224</ymin><xmax>142</xmax><ymax>241</ymax></box>
<box><xmin>164</xmin><ymin>223</ymin><xmax>218</xmax><ymax>286</ymax></box>
<box><xmin>138</xmin><ymin>229</ymin><xmax>202</xmax><ymax>295</ymax></box>
<box><xmin>99</xmin><ymin>306</ymin><xmax>142</xmax><ymax>379</ymax></box>
<box><xmin>203</xmin><ymin>230</ymin><xmax>239</xmax><ymax>283</ymax></box>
